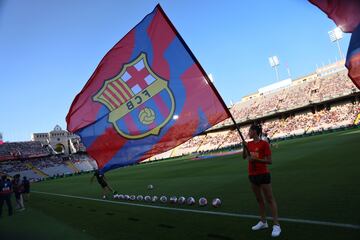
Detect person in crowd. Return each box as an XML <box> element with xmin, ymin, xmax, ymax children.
<box><xmin>0</xmin><ymin>175</ymin><xmax>13</xmax><ymax>217</ymax></box>
<box><xmin>91</xmin><ymin>170</ymin><xmax>116</xmax><ymax>199</ymax></box>
<box><xmin>22</xmin><ymin>176</ymin><xmax>30</xmax><ymax>201</ymax></box>
<box><xmin>12</xmin><ymin>174</ymin><xmax>25</xmax><ymax>211</ymax></box>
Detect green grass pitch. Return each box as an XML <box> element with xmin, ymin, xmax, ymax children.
<box><xmin>1</xmin><ymin>128</ymin><xmax>360</xmax><ymax>239</ymax></box>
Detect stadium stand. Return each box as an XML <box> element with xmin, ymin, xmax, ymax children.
<box><xmin>230</xmin><ymin>69</ymin><xmax>357</xmax><ymax>121</ymax></box>
<box><xmin>69</xmin><ymin>153</ymin><xmax>97</xmax><ymax>172</ymax></box>
<box><xmin>0</xmin><ymin>141</ymin><xmax>50</xmax><ymax>161</ymax></box>
<box><xmin>30</xmin><ymin>156</ymin><xmax>72</xmax><ymax>176</ymax></box>
<box><xmin>1</xmin><ymin>62</ymin><xmax>360</xmax><ymax>173</ymax></box>
<box><xmin>0</xmin><ymin>153</ymin><xmax>97</xmax><ymax>181</ymax></box>
<box><xmin>166</xmin><ymin>66</ymin><xmax>360</xmax><ymax>158</ymax></box>
<box><xmin>0</xmin><ymin>160</ymin><xmax>43</xmax><ymax>180</ymax></box>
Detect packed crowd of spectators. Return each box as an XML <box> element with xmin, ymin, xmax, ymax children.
<box><xmin>31</xmin><ymin>155</ymin><xmax>66</xmax><ymax>169</ymax></box>
<box><xmin>0</xmin><ymin>141</ymin><xmax>50</xmax><ymax>161</ymax></box>
<box><xmin>172</xmin><ymin>68</ymin><xmax>360</xmax><ymax>154</ymax></box>
<box><xmin>229</xmin><ymin>70</ymin><xmax>358</xmax><ymax>123</ymax></box>
<box><xmin>262</xmin><ymin>102</ymin><xmax>359</xmax><ymax>139</ymax></box>
<box><xmin>0</xmin><ymin>154</ymin><xmax>97</xmax><ymax>181</ymax></box>
<box><xmin>0</xmin><ymin>160</ymin><xmax>32</xmax><ymax>173</ymax></box>
<box><xmin>319</xmin><ymin>72</ymin><xmax>356</xmax><ymax>100</ymax></box>
<box><xmin>177</xmin><ymin>100</ymin><xmax>360</xmax><ymax>155</ymax></box>
<box><xmin>69</xmin><ymin>153</ymin><xmax>97</xmax><ymax>172</ymax></box>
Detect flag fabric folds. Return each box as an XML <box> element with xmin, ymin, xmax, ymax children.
<box><xmin>309</xmin><ymin>0</ymin><xmax>360</xmax><ymax>33</ymax></box>
<box><xmin>309</xmin><ymin>0</ymin><xmax>360</xmax><ymax>89</ymax></box>
<box><xmin>346</xmin><ymin>24</ymin><xmax>360</xmax><ymax>89</ymax></box>
<box><xmin>66</xmin><ymin>5</ymin><xmax>230</xmax><ymax>173</ymax></box>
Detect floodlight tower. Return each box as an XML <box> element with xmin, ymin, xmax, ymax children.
<box><xmin>328</xmin><ymin>27</ymin><xmax>344</xmax><ymax>60</ymax></box>
<box><xmin>269</xmin><ymin>56</ymin><xmax>280</xmax><ymax>82</ymax></box>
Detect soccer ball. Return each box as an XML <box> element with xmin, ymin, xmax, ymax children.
<box><xmin>169</xmin><ymin>196</ymin><xmax>177</xmax><ymax>204</ymax></box>
<box><xmin>199</xmin><ymin>197</ymin><xmax>208</xmax><ymax>206</ymax></box>
<box><xmin>139</xmin><ymin>108</ymin><xmax>156</xmax><ymax>125</ymax></box>
<box><xmin>186</xmin><ymin>197</ymin><xmax>195</xmax><ymax>205</ymax></box>
<box><xmin>152</xmin><ymin>196</ymin><xmax>158</xmax><ymax>202</ymax></box>
<box><xmin>130</xmin><ymin>195</ymin><xmax>136</xmax><ymax>201</ymax></box>
<box><xmin>178</xmin><ymin>196</ymin><xmax>186</xmax><ymax>205</ymax></box>
<box><xmin>124</xmin><ymin>195</ymin><xmax>130</xmax><ymax>200</ymax></box>
<box><xmin>113</xmin><ymin>194</ymin><xmax>119</xmax><ymax>199</ymax></box>
<box><xmin>144</xmin><ymin>196</ymin><xmax>151</xmax><ymax>202</ymax></box>
<box><xmin>118</xmin><ymin>194</ymin><xmax>124</xmax><ymax>200</ymax></box>
<box><xmin>160</xmin><ymin>196</ymin><xmax>168</xmax><ymax>203</ymax></box>
<box><xmin>147</xmin><ymin>184</ymin><xmax>154</xmax><ymax>190</ymax></box>
<box><xmin>136</xmin><ymin>195</ymin><xmax>144</xmax><ymax>201</ymax></box>
<box><xmin>212</xmin><ymin>198</ymin><xmax>222</xmax><ymax>208</ymax></box>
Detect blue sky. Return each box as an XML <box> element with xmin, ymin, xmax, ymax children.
<box><xmin>0</xmin><ymin>0</ymin><xmax>351</xmax><ymax>141</ymax></box>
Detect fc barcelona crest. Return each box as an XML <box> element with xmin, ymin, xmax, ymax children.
<box><xmin>93</xmin><ymin>53</ymin><xmax>175</xmax><ymax>139</ymax></box>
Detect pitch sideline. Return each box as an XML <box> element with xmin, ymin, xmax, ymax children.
<box><xmin>33</xmin><ymin>191</ymin><xmax>360</xmax><ymax>230</ymax></box>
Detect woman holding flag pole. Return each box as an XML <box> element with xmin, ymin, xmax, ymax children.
<box><xmin>242</xmin><ymin>123</ymin><xmax>281</xmax><ymax>237</ymax></box>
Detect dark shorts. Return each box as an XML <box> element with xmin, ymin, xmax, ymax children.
<box><xmin>98</xmin><ymin>181</ymin><xmax>108</xmax><ymax>188</ymax></box>
<box><xmin>14</xmin><ymin>192</ymin><xmax>21</xmax><ymax>199</ymax></box>
<box><xmin>249</xmin><ymin>173</ymin><xmax>271</xmax><ymax>186</ymax></box>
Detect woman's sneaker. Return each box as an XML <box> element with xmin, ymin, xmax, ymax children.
<box><xmin>251</xmin><ymin>221</ymin><xmax>268</xmax><ymax>230</ymax></box>
<box><xmin>271</xmin><ymin>225</ymin><xmax>281</xmax><ymax>237</ymax></box>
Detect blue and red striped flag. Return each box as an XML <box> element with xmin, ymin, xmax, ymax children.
<box><xmin>66</xmin><ymin>5</ymin><xmax>230</xmax><ymax>173</ymax></box>
<box><xmin>309</xmin><ymin>0</ymin><xmax>360</xmax><ymax>89</ymax></box>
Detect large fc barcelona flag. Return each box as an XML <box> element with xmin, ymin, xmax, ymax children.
<box><xmin>66</xmin><ymin>5</ymin><xmax>231</xmax><ymax>173</ymax></box>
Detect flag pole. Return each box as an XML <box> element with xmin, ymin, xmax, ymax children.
<box><xmin>156</xmin><ymin>4</ymin><xmax>249</xmax><ymax>153</ymax></box>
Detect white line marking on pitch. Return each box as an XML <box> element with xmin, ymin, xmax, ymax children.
<box><xmin>33</xmin><ymin>191</ymin><xmax>360</xmax><ymax>230</ymax></box>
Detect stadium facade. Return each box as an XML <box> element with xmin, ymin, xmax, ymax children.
<box><xmin>31</xmin><ymin>125</ymin><xmax>84</xmax><ymax>155</ymax></box>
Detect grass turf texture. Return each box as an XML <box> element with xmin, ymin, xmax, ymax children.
<box><xmin>1</xmin><ymin>128</ymin><xmax>360</xmax><ymax>239</ymax></box>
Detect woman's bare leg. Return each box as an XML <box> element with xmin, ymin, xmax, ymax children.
<box><xmin>251</xmin><ymin>183</ymin><xmax>266</xmax><ymax>222</ymax></box>
<box><xmin>261</xmin><ymin>184</ymin><xmax>279</xmax><ymax>225</ymax></box>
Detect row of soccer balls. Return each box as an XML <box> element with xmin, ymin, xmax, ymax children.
<box><xmin>113</xmin><ymin>194</ymin><xmax>222</xmax><ymax>207</ymax></box>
